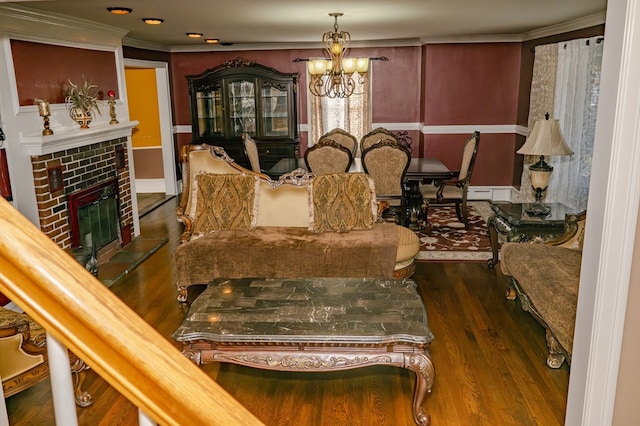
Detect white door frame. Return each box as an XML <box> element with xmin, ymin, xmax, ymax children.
<box><xmin>123</xmin><ymin>58</ymin><xmax>177</xmax><ymax>196</ymax></box>
<box><xmin>566</xmin><ymin>0</ymin><xmax>640</xmax><ymax>424</ymax></box>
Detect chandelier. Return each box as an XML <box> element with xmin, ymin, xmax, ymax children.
<box><xmin>308</xmin><ymin>13</ymin><xmax>369</xmax><ymax>98</ymax></box>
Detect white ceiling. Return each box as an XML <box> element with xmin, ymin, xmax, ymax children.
<box><xmin>4</xmin><ymin>0</ymin><xmax>607</xmax><ymax>50</ymax></box>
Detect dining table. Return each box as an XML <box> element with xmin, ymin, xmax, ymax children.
<box><xmin>267</xmin><ymin>156</ymin><xmax>453</xmax><ymax>229</ymax></box>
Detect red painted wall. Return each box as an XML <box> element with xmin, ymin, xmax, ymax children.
<box><xmin>129</xmin><ymin>27</ymin><xmax>605</xmax><ymax>188</ymax></box>
<box><xmin>423</xmin><ymin>43</ymin><xmax>521</xmax><ymax>125</ymax></box>
<box><xmin>11</xmin><ymin>40</ymin><xmax>118</xmax><ymax>105</ymax></box>
<box><xmin>167</xmin><ymin>45</ymin><xmax>520</xmax><ymax>185</ymax></box>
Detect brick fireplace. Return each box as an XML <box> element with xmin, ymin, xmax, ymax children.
<box><xmin>29</xmin><ymin>137</ymin><xmax>133</xmax><ymax>251</ymax></box>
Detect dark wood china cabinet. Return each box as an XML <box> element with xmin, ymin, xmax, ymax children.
<box><xmin>187</xmin><ymin>57</ymin><xmax>299</xmax><ymax>170</ymax></box>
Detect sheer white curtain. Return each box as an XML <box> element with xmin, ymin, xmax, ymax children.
<box><xmin>309</xmin><ymin>71</ymin><xmax>371</xmax><ymax>147</ymax></box>
<box><xmin>524</xmin><ymin>36</ymin><xmax>603</xmax><ymax>211</ymax></box>
<box><xmin>548</xmin><ymin>37</ymin><xmax>603</xmax><ymax>211</ymax></box>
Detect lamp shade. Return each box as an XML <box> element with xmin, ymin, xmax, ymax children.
<box><xmin>341</xmin><ymin>57</ymin><xmax>357</xmax><ymax>74</ymax></box>
<box><xmin>355</xmin><ymin>57</ymin><xmax>369</xmax><ymax>73</ymax></box>
<box><xmin>517</xmin><ymin>118</ymin><xmax>574</xmax><ymax>156</ymax></box>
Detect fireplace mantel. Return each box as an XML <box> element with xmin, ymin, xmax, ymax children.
<box><xmin>20</xmin><ymin>120</ymin><xmax>139</xmax><ymax>156</ymax></box>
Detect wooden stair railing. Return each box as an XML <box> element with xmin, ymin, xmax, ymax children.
<box><xmin>0</xmin><ymin>198</ymin><xmax>263</xmax><ymax>426</ymax></box>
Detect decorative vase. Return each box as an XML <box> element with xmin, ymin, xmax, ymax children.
<box><xmin>70</xmin><ymin>108</ymin><xmax>92</xmax><ymax>129</ymax></box>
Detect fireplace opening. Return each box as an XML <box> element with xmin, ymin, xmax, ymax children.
<box><xmin>68</xmin><ymin>178</ymin><xmax>120</xmax><ymax>250</ymax></box>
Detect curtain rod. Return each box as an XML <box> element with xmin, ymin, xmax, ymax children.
<box><xmin>530</xmin><ymin>37</ymin><xmax>604</xmax><ymax>53</ymax></box>
<box><xmin>293</xmin><ymin>56</ymin><xmax>389</xmax><ymax>63</ymax></box>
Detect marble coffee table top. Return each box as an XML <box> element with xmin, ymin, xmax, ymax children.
<box><xmin>173</xmin><ymin>277</ymin><xmax>434</xmax><ymax>346</ymax></box>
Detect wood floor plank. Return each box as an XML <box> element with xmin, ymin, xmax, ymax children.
<box><xmin>5</xmin><ymin>198</ymin><xmax>570</xmax><ymax>425</ymax></box>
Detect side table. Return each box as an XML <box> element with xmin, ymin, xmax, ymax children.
<box><xmin>487</xmin><ymin>202</ymin><xmax>575</xmax><ymax>267</ymax></box>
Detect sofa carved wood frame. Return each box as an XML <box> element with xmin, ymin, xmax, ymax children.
<box><xmin>1</xmin><ymin>309</ymin><xmax>92</xmax><ymax>406</ymax></box>
<box><xmin>504</xmin><ymin>211</ymin><xmax>586</xmax><ymax>369</ymax></box>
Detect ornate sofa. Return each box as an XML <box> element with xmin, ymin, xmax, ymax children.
<box><xmin>1</xmin><ymin>306</ymin><xmax>91</xmax><ymax>406</ymax></box>
<box><xmin>500</xmin><ymin>211</ymin><xmax>586</xmax><ymax>368</ymax></box>
<box><xmin>172</xmin><ymin>144</ymin><xmax>420</xmax><ymax>302</ymax></box>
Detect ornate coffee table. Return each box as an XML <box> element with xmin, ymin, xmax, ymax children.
<box><xmin>173</xmin><ymin>277</ymin><xmax>435</xmax><ymax>425</ymax></box>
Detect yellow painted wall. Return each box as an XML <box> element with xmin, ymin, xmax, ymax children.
<box><xmin>125</xmin><ymin>68</ymin><xmax>161</xmax><ymax>148</ymax></box>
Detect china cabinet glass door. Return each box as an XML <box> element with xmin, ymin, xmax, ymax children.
<box><xmin>261</xmin><ymin>83</ymin><xmax>290</xmax><ymax>137</ymax></box>
<box><xmin>195</xmin><ymin>83</ymin><xmax>223</xmax><ymax>137</ymax></box>
<box><xmin>228</xmin><ymin>80</ymin><xmax>256</xmax><ymax>137</ymax></box>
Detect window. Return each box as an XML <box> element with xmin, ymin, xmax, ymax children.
<box><xmin>309</xmin><ymin>70</ymin><xmax>371</xmax><ymax>147</ymax></box>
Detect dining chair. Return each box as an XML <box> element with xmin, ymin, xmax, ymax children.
<box><xmin>419</xmin><ymin>131</ymin><xmax>480</xmax><ymax>229</ymax></box>
<box><xmin>304</xmin><ymin>138</ymin><xmax>353</xmax><ymax>175</ymax></box>
<box><xmin>361</xmin><ymin>139</ymin><xmax>411</xmax><ymax>225</ymax></box>
<box><xmin>360</xmin><ymin>127</ymin><xmax>399</xmax><ymax>155</ymax></box>
<box><xmin>320</xmin><ymin>128</ymin><xmax>358</xmax><ymax>157</ymax></box>
<box><xmin>242</xmin><ymin>133</ymin><xmax>262</xmax><ymax>174</ymax></box>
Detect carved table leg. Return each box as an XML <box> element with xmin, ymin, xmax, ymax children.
<box><xmin>69</xmin><ymin>356</ymin><xmax>92</xmax><ymax>407</ymax></box>
<box><xmin>405</xmin><ymin>352</ymin><xmax>435</xmax><ymax>426</ymax></box>
<box><xmin>404</xmin><ymin>179</ymin><xmax>424</xmax><ymax>230</ymax></box>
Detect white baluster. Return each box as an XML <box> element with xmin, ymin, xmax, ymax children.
<box><xmin>46</xmin><ymin>333</ymin><xmax>78</xmax><ymax>426</ymax></box>
<box><xmin>139</xmin><ymin>409</ymin><xmax>157</xmax><ymax>426</ymax></box>
<box><xmin>1</xmin><ymin>373</ymin><xmax>9</xmax><ymax>426</ymax></box>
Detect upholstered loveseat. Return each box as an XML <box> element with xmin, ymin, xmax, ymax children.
<box><xmin>172</xmin><ymin>144</ymin><xmax>420</xmax><ymax>302</ymax></box>
<box><xmin>500</xmin><ymin>211</ymin><xmax>586</xmax><ymax>368</ymax></box>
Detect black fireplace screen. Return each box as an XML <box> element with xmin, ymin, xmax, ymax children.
<box><xmin>77</xmin><ymin>192</ymin><xmax>119</xmax><ymax>249</ymax></box>
<box><xmin>68</xmin><ymin>178</ymin><xmax>120</xmax><ymax>249</ymax></box>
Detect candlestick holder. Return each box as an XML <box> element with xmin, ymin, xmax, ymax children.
<box><xmin>108</xmin><ymin>90</ymin><xmax>119</xmax><ymax>124</ymax></box>
<box><xmin>35</xmin><ymin>99</ymin><xmax>53</xmax><ymax>136</ymax></box>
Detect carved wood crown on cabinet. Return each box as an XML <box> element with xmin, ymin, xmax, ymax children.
<box><xmin>187</xmin><ymin>57</ymin><xmax>299</xmax><ymax>170</ymax></box>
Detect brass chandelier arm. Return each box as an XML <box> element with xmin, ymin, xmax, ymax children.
<box><xmin>297</xmin><ymin>13</ymin><xmax>390</xmax><ymax>98</ymax></box>
<box><xmin>309</xmin><ymin>73</ymin><xmax>357</xmax><ymax>99</ymax></box>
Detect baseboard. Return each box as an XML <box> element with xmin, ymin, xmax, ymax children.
<box><xmin>135</xmin><ymin>179</ymin><xmax>166</xmax><ymax>193</ymax></box>
<box><xmin>468</xmin><ymin>186</ymin><xmax>516</xmax><ymax>202</ymax></box>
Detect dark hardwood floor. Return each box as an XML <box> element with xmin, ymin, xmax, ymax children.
<box><xmin>5</xmin><ymin>198</ymin><xmax>569</xmax><ymax>425</ymax></box>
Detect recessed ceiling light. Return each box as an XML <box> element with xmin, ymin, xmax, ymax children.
<box><xmin>107</xmin><ymin>7</ymin><xmax>132</xmax><ymax>15</ymax></box>
<box><xmin>186</xmin><ymin>33</ymin><xmax>203</xmax><ymax>38</ymax></box>
<box><xmin>205</xmin><ymin>38</ymin><xmax>220</xmax><ymax>44</ymax></box>
<box><xmin>142</xmin><ymin>18</ymin><xmax>164</xmax><ymax>25</ymax></box>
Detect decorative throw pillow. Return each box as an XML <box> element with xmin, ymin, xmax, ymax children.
<box><xmin>309</xmin><ymin>173</ymin><xmax>377</xmax><ymax>232</ymax></box>
<box><xmin>189</xmin><ymin>173</ymin><xmax>259</xmax><ymax>237</ymax></box>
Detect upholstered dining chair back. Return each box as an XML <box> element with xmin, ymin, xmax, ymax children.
<box><xmin>360</xmin><ymin>127</ymin><xmax>399</xmax><ymax>154</ymax></box>
<box><xmin>243</xmin><ymin>133</ymin><xmax>261</xmax><ymax>173</ymax></box>
<box><xmin>304</xmin><ymin>138</ymin><xmax>353</xmax><ymax>175</ymax></box>
<box><xmin>320</xmin><ymin>128</ymin><xmax>358</xmax><ymax>156</ymax></box>
<box><xmin>458</xmin><ymin>132</ymin><xmax>479</xmax><ymax>181</ymax></box>
<box><xmin>419</xmin><ymin>131</ymin><xmax>480</xmax><ymax>229</ymax></box>
<box><xmin>361</xmin><ymin>139</ymin><xmax>411</xmax><ymax>225</ymax></box>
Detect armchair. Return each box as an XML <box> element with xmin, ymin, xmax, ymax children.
<box><xmin>1</xmin><ymin>306</ymin><xmax>92</xmax><ymax>406</ymax></box>
<box><xmin>419</xmin><ymin>131</ymin><xmax>480</xmax><ymax>229</ymax></box>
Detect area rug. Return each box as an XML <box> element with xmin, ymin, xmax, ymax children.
<box><xmin>415</xmin><ymin>201</ymin><xmax>494</xmax><ymax>262</ymax></box>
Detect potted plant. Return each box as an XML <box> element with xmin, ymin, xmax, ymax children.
<box><xmin>64</xmin><ymin>77</ymin><xmax>101</xmax><ymax>128</ymax></box>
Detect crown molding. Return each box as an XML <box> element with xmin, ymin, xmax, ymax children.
<box><xmin>122</xmin><ymin>37</ymin><xmax>171</xmax><ymax>53</ymax></box>
<box><xmin>521</xmin><ymin>11</ymin><xmax>606</xmax><ymax>41</ymax></box>
<box><xmin>0</xmin><ymin>4</ymin><xmax>128</xmax><ymax>43</ymax></box>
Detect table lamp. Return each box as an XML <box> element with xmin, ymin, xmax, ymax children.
<box><xmin>517</xmin><ymin>113</ymin><xmax>573</xmax><ymax>216</ymax></box>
